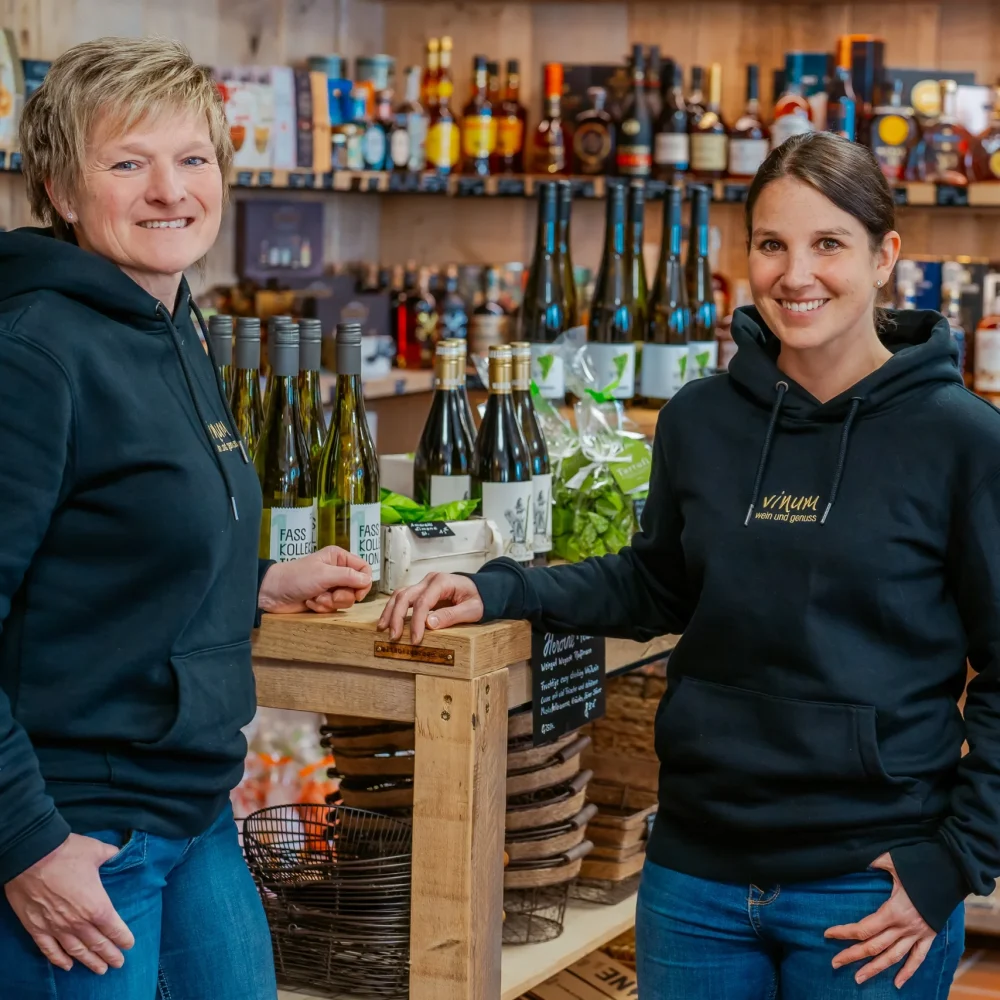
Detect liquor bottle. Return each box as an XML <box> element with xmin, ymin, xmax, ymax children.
<box><xmin>421</xmin><ymin>38</ymin><xmax>440</xmax><ymax>109</ymax></box>
<box><xmin>518</xmin><ymin>182</ymin><xmax>566</xmax><ymax>399</ymax></box>
<box><xmin>588</xmin><ymin>181</ymin><xmax>635</xmax><ymax>400</ymax></box>
<box><xmin>364</xmin><ymin>90</ymin><xmax>392</xmax><ymax>170</ymax></box>
<box><xmin>655</xmin><ymin>61</ymin><xmax>689</xmax><ymax>182</ymax></box>
<box><xmin>357</xmin><ymin>261</ymin><xmax>381</xmax><ymax>294</ymax></box>
<box><xmin>298</xmin><ymin>317</ymin><xmax>328</xmax><ymax>473</ymax></box>
<box><xmin>770</xmin><ymin>55</ymin><xmax>815</xmax><ymax>151</ymax></box>
<box><xmin>443</xmin><ymin>337</ymin><xmax>478</xmax><ymax>441</ymax></box>
<box><xmin>462</xmin><ymin>55</ymin><xmax>496</xmax><ymax>176</ymax></box>
<box><xmin>645</xmin><ymin>46</ymin><xmax>663</xmax><ymax>123</ymax></box>
<box><xmin>473</xmin><ymin>345</ymin><xmax>534</xmax><ymax>564</ymax></box>
<box><xmin>487</xmin><ymin>61</ymin><xmax>501</xmax><ymax>106</ymax></box>
<box><xmin>317</xmin><ymin>322</ymin><xmax>381</xmax><ymax>594</ymax></box>
<box><xmin>869</xmin><ymin>77</ymin><xmax>918</xmax><ymax>183</ymax></box>
<box><xmin>493</xmin><ymin>59</ymin><xmax>527</xmax><ymax>174</ymax></box>
<box><xmin>686</xmin><ymin>66</ymin><xmax>706</xmax><ymax>127</ymax></box>
<box><xmin>510</xmin><ymin>341</ymin><xmax>552</xmax><ymax>563</ymax></box>
<box><xmin>556</xmin><ymin>180</ymin><xmax>579</xmax><ymax>327</ymax></box>
<box><xmin>470</xmin><ymin>265</ymin><xmax>509</xmax><ymax>356</ymax></box>
<box><xmin>346</xmin><ymin>88</ymin><xmax>368</xmax><ymax>171</ymax></box>
<box><xmin>427</xmin><ymin>36</ymin><xmax>459</xmax><ymax>175</ymax></box>
<box><xmin>413</xmin><ymin>341</ymin><xmax>475</xmax><ymax>506</ymax></box>
<box><xmin>255</xmin><ymin>322</ymin><xmax>316</xmax><ymax>562</ymax></box>
<box><xmin>728</xmin><ymin>65</ymin><xmax>770</xmax><ymax>180</ymax></box>
<box><xmin>391</xmin><ymin>264</ymin><xmax>409</xmax><ymax>367</ymax></box>
<box><xmin>685</xmin><ymin>184</ymin><xmax>719</xmax><ymax>381</ymax></box>
<box><xmin>941</xmin><ymin>263</ymin><xmax>968</xmax><ymax>378</ymax></box>
<box><xmin>405</xmin><ymin>266</ymin><xmax>438</xmax><ymax>369</ymax></box>
<box><xmin>230</xmin><ymin>316</ymin><xmax>264</xmax><ymax>459</ymax></box>
<box><xmin>972</xmin><ymin>85</ymin><xmax>1000</xmax><ymax>182</ymax></box>
<box><xmin>690</xmin><ymin>63</ymin><xmax>728</xmax><ymax>180</ymax></box>
<box><xmin>207</xmin><ymin>314</ymin><xmax>234</xmax><ymax>400</ymax></box>
<box><xmin>392</xmin><ymin>66</ymin><xmax>428</xmax><ymax>172</ymax></box>
<box><xmin>627</xmin><ymin>181</ymin><xmax>649</xmax><ymax>338</ymax></box>
<box><xmin>532</xmin><ymin>62</ymin><xmax>570</xmax><ymax>175</ymax></box>
<box><xmin>573</xmin><ymin>87</ymin><xmax>615</xmax><ymax>176</ymax></box>
<box><xmin>974</xmin><ymin>276</ymin><xmax>1000</xmax><ymax>405</ymax></box>
<box><xmin>826</xmin><ymin>38</ymin><xmax>858</xmax><ymax>141</ymax></box>
<box><xmin>439</xmin><ymin>264</ymin><xmax>470</xmax><ymax>342</ymax></box>
<box><xmin>642</xmin><ymin>184</ymin><xmax>691</xmax><ymax>405</ymax></box>
<box><xmin>616</xmin><ymin>44</ymin><xmax>653</xmax><ymax>178</ymax></box>
<box><xmin>910</xmin><ymin>80</ymin><xmax>972</xmax><ymax>186</ymax></box>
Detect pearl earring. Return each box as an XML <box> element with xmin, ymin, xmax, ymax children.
<box><xmin>66</xmin><ymin>212</ymin><xmax>74</xmax><ymax>221</ymax></box>
<box><xmin>876</xmin><ymin>279</ymin><xmax>883</xmax><ymax>287</ymax></box>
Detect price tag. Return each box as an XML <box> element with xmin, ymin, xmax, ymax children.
<box><xmin>722</xmin><ymin>183</ymin><xmax>749</xmax><ymax>203</ymax></box>
<box><xmin>457</xmin><ymin>176</ymin><xmax>486</xmax><ymax>197</ymax></box>
<box><xmin>531</xmin><ymin>630</ymin><xmax>606</xmax><ymax>746</ymax></box>
<box><xmin>257</xmin><ymin>170</ymin><xmax>274</xmax><ymax>187</ymax></box>
<box><xmin>937</xmin><ymin>184</ymin><xmax>969</xmax><ymax>207</ymax></box>
<box><xmin>420</xmin><ymin>173</ymin><xmax>448</xmax><ymax>194</ymax></box>
<box><xmin>320</xmin><ymin>172</ymin><xmax>335</xmax><ymax>189</ymax></box>
<box><xmin>893</xmin><ymin>186</ymin><xmax>908</xmax><ymax>206</ymax></box>
<box><xmin>644</xmin><ymin>179</ymin><xmax>668</xmax><ymax>201</ymax></box>
<box><xmin>408</xmin><ymin>521</ymin><xmax>456</xmax><ymax>539</ymax></box>
<box><xmin>496</xmin><ymin>177</ymin><xmax>526</xmax><ymax>197</ymax></box>
<box><xmin>288</xmin><ymin>172</ymin><xmax>314</xmax><ymax>189</ymax></box>
<box><xmin>9</xmin><ymin>150</ymin><xmax>21</xmax><ymax>172</ymax></box>
<box><xmin>235</xmin><ymin>170</ymin><xmax>254</xmax><ymax>187</ymax></box>
<box><xmin>570</xmin><ymin>178</ymin><xmax>597</xmax><ymax>199</ymax></box>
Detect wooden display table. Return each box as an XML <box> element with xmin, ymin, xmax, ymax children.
<box><xmin>252</xmin><ymin>597</ymin><xmax>677</xmax><ymax>1000</ymax></box>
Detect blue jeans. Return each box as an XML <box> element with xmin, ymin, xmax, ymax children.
<box><xmin>636</xmin><ymin>860</ymin><xmax>964</xmax><ymax>999</ymax></box>
<box><xmin>0</xmin><ymin>804</ymin><xmax>277</xmax><ymax>999</ymax></box>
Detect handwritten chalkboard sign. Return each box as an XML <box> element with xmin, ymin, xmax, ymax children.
<box><xmin>531</xmin><ymin>630</ymin><xmax>606</xmax><ymax>746</ymax></box>
<box><xmin>408</xmin><ymin>521</ymin><xmax>455</xmax><ymax>539</ymax></box>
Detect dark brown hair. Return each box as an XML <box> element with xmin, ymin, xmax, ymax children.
<box><xmin>745</xmin><ymin>132</ymin><xmax>896</xmax><ymax>326</ymax></box>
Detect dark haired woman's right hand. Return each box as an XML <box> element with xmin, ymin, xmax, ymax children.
<box><xmin>377</xmin><ymin>572</ymin><xmax>484</xmax><ymax>643</ymax></box>
<box><xmin>4</xmin><ymin>834</ymin><xmax>135</xmax><ymax>974</ymax></box>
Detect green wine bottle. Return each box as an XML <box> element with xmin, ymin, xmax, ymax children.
<box><xmin>254</xmin><ymin>322</ymin><xmax>316</xmax><ymax>562</ymax></box>
<box><xmin>474</xmin><ymin>345</ymin><xmax>533</xmax><ymax>564</ymax></box>
<box><xmin>443</xmin><ymin>337</ymin><xmax>478</xmax><ymax>441</ymax></box>
<box><xmin>208</xmin><ymin>314</ymin><xmax>234</xmax><ymax>400</ymax></box>
<box><xmin>556</xmin><ymin>180</ymin><xmax>579</xmax><ymax>327</ymax></box>
<box><xmin>230</xmin><ymin>317</ymin><xmax>265</xmax><ymax>460</ymax></box>
<box><xmin>510</xmin><ymin>341</ymin><xmax>552</xmax><ymax>564</ymax></box>
<box><xmin>587</xmin><ymin>179</ymin><xmax>636</xmax><ymax>399</ymax></box>
<box><xmin>685</xmin><ymin>183</ymin><xmax>719</xmax><ymax>381</ymax></box>
<box><xmin>298</xmin><ymin>317</ymin><xmax>328</xmax><ymax>474</ymax></box>
<box><xmin>627</xmin><ymin>181</ymin><xmax>649</xmax><ymax>338</ymax></box>
<box><xmin>318</xmin><ymin>322</ymin><xmax>381</xmax><ymax>597</ymax></box>
<box><xmin>414</xmin><ymin>342</ymin><xmax>475</xmax><ymax>506</ymax></box>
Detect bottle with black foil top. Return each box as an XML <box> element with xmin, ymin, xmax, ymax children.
<box><xmin>616</xmin><ymin>44</ymin><xmax>653</xmax><ymax>177</ymax></box>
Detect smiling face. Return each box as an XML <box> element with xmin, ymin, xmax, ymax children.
<box><xmin>50</xmin><ymin>105</ymin><xmax>223</xmax><ymax>306</ymax></box>
<box><xmin>748</xmin><ymin>176</ymin><xmax>898</xmax><ymax>354</ymax></box>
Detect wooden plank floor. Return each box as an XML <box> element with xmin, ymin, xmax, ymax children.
<box><xmin>952</xmin><ymin>950</ymin><xmax>1000</xmax><ymax>998</ymax></box>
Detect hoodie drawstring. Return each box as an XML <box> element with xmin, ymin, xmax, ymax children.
<box><xmin>744</xmin><ymin>380</ymin><xmax>788</xmax><ymax>525</ymax></box>
<box><xmin>820</xmin><ymin>396</ymin><xmax>862</xmax><ymax>525</ymax></box>
<box><xmin>157</xmin><ymin>303</ymin><xmax>241</xmax><ymax>521</ymax></box>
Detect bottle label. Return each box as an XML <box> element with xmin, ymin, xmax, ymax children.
<box><xmin>974</xmin><ymin>330</ymin><xmax>1000</xmax><ymax>392</ymax></box>
<box><xmin>268</xmin><ymin>505</ymin><xmax>316</xmax><ymax>562</ymax></box>
<box><xmin>617</xmin><ymin>144</ymin><xmax>652</xmax><ymax>176</ymax></box>
<box><xmin>461</xmin><ymin>114</ymin><xmax>497</xmax><ymax>158</ymax></box>
<box><xmin>587</xmin><ymin>341</ymin><xmax>636</xmax><ymax>399</ymax></box>
<box><xmin>430</xmin><ymin>474</ymin><xmax>472</xmax><ymax>505</ymax></box>
<box><xmin>441</xmin><ymin>308</ymin><xmax>469</xmax><ymax>341</ymax></box>
<box><xmin>640</xmin><ymin>343</ymin><xmax>689</xmax><ymax>399</ymax></box>
<box><xmin>532</xmin><ymin>472</ymin><xmax>553</xmax><ymax>553</ymax></box>
<box><xmin>497</xmin><ymin>116</ymin><xmax>524</xmax><ymax>157</ymax></box>
<box><xmin>878</xmin><ymin>115</ymin><xmax>910</xmax><ymax>146</ymax></box>
<box><xmin>350</xmin><ymin>502</ymin><xmax>381</xmax><ymax>582</ymax></box>
<box><xmin>390</xmin><ymin>127</ymin><xmax>410</xmax><ymax>168</ymax></box>
<box><xmin>990</xmin><ymin>151</ymin><xmax>1000</xmax><ymax>180</ymax></box>
<box><xmin>654</xmin><ymin>131</ymin><xmax>689</xmax><ymax>167</ymax></box>
<box><xmin>482</xmin><ymin>480</ymin><xmax>534</xmax><ymax>563</ymax></box>
<box><xmin>573</xmin><ymin>121</ymin><xmax>612</xmax><ymax>172</ymax></box>
<box><xmin>686</xmin><ymin>340</ymin><xmax>719</xmax><ymax>382</ymax></box>
<box><xmin>363</xmin><ymin>126</ymin><xmax>386</xmax><ymax>168</ymax></box>
<box><xmin>427</xmin><ymin>121</ymin><xmax>460</xmax><ymax>168</ymax></box>
<box><xmin>407</xmin><ymin>114</ymin><xmax>428</xmax><ymax>171</ymax></box>
<box><xmin>690</xmin><ymin>133</ymin><xmax>727</xmax><ymax>172</ymax></box>
<box><xmin>530</xmin><ymin>344</ymin><xmax>565</xmax><ymax>399</ymax></box>
<box><xmin>770</xmin><ymin>113</ymin><xmax>813</xmax><ymax>151</ymax></box>
<box><xmin>470</xmin><ymin>314</ymin><xmax>508</xmax><ymax>356</ymax></box>
<box><xmin>728</xmin><ymin>138</ymin><xmax>769</xmax><ymax>177</ymax></box>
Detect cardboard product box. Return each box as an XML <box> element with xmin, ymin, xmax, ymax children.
<box><xmin>309</xmin><ymin>70</ymin><xmax>332</xmax><ymax>174</ymax></box>
<box><xmin>270</xmin><ymin>66</ymin><xmax>297</xmax><ymax>170</ymax></box>
<box><xmin>237</xmin><ymin>199</ymin><xmax>324</xmax><ymax>281</ymax></box>
<box><xmin>293</xmin><ymin>68</ymin><xmax>315</xmax><ymax>169</ymax></box>
<box><xmin>0</xmin><ymin>30</ymin><xmax>25</xmax><ymax>150</ymax></box>
<box><xmin>528</xmin><ymin>953</ymin><xmax>640</xmax><ymax>1000</ymax></box>
<box><xmin>887</xmin><ymin>68</ymin><xmax>976</xmax><ymax>119</ymax></box>
<box><xmin>219</xmin><ymin>67</ymin><xmax>270</xmax><ymax>169</ymax></box>
<box><xmin>21</xmin><ymin>59</ymin><xmax>50</xmax><ymax>99</ymax></box>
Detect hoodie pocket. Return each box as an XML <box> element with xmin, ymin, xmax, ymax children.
<box><xmin>658</xmin><ymin>677</ymin><xmax>900</xmax><ymax>835</ymax></box>
<box><xmin>136</xmin><ymin>640</ymin><xmax>256</xmax><ymax>761</ymax></box>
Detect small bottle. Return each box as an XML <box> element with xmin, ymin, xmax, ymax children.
<box><xmin>532</xmin><ymin>63</ymin><xmax>570</xmax><ymax>175</ymax></box>
<box><xmin>556</xmin><ymin>180</ymin><xmax>578</xmax><ymax>328</ymax></box>
<box><xmin>439</xmin><ymin>264</ymin><xmax>470</xmax><ymax>342</ymax></box>
<box><xmin>655</xmin><ymin>61</ymin><xmax>690</xmax><ymax>182</ymax></box>
<box><xmin>826</xmin><ymin>37</ymin><xmax>858</xmax><ymax>141</ymax></box>
<box><xmin>462</xmin><ymin>55</ymin><xmax>495</xmax><ymax>176</ymax></box>
<box><xmin>971</xmin><ymin>85</ymin><xmax>1000</xmax><ymax>182</ymax></box>
<box><xmin>645</xmin><ymin>46</ymin><xmax>663</xmax><ymax>123</ymax></box>
<box><xmin>728</xmin><ymin>65</ymin><xmax>770</xmax><ymax>179</ymax></box>
<box><xmin>685</xmin><ymin>184</ymin><xmax>719</xmax><ymax>381</ymax></box>
<box><xmin>974</xmin><ymin>276</ymin><xmax>1000</xmax><ymax>404</ymax></box>
<box><xmin>427</xmin><ymin>36</ymin><xmax>460</xmax><ymax>176</ymax></box>
<box><xmin>298</xmin><ymin>317</ymin><xmax>328</xmax><ymax>474</ymax></box>
<box><xmin>573</xmin><ymin>87</ymin><xmax>615</xmax><ymax>176</ymax></box>
<box><xmin>911</xmin><ymin>80</ymin><xmax>972</xmax><ymax>186</ymax></box>
<box><xmin>627</xmin><ymin>181</ymin><xmax>649</xmax><ymax>339</ymax></box>
<box><xmin>230</xmin><ymin>317</ymin><xmax>264</xmax><ymax>460</ymax></box>
<box><xmin>690</xmin><ymin>63</ymin><xmax>728</xmax><ymax>180</ymax></box>
<box><xmin>493</xmin><ymin>59</ymin><xmax>528</xmax><ymax>175</ymax></box>
<box><xmin>392</xmin><ymin>66</ymin><xmax>428</xmax><ymax>172</ymax></box>
<box><xmin>405</xmin><ymin>267</ymin><xmax>438</xmax><ymax>369</ymax></box>
<box><xmin>616</xmin><ymin>44</ymin><xmax>653</xmax><ymax>178</ymax></box>
<box><xmin>771</xmin><ymin>54</ymin><xmax>815</xmax><ymax>150</ymax></box>
<box><xmin>470</xmin><ymin>266</ymin><xmax>509</xmax><ymax>357</ymax></box>
<box><xmin>207</xmin><ymin>314</ymin><xmax>234</xmax><ymax>400</ymax></box>
<box><xmin>869</xmin><ymin>77</ymin><xmax>918</xmax><ymax>184</ymax></box>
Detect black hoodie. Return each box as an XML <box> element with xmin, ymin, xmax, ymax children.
<box><xmin>471</xmin><ymin>306</ymin><xmax>1000</xmax><ymax>930</ymax></box>
<box><xmin>0</xmin><ymin>228</ymin><xmax>265</xmax><ymax>884</ymax></box>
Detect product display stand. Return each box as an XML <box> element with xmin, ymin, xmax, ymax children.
<box><xmin>252</xmin><ymin>598</ymin><xmax>677</xmax><ymax>1000</ymax></box>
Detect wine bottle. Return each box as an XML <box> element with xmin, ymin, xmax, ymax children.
<box><xmin>230</xmin><ymin>316</ymin><xmax>265</xmax><ymax>460</ymax></box>
<box><xmin>254</xmin><ymin>322</ymin><xmax>316</xmax><ymax>562</ymax></box>
<box><xmin>208</xmin><ymin>314</ymin><xmax>234</xmax><ymax>400</ymax></box>
<box><xmin>298</xmin><ymin>317</ymin><xmax>328</xmax><ymax>474</ymax></box>
<box><xmin>627</xmin><ymin>182</ymin><xmax>649</xmax><ymax>338</ymax></box>
<box><xmin>264</xmin><ymin>314</ymin><xmax>292</xmax><ymax>406</ymax></box>
<box><xmin>519</xmin><ymin>181</ymin><xmax>566</xmax><ymax>400</ymax></box>
<box><xmin>474</xmin><ymin>345</ymin><xmax>534</xmax><ymax>564</ymax></box>
<box><xmin>654</xmin><ymin>61</ymin><xmax>689</xmax><ymax>182</ymax></box>
<box><xmin>556</xmin><ymin>180</ymin><xmax>578</xmax><ymax>328</ymax></box>
<box><xmin>317</xmin><ymin>323</ymin><xmax>381</xmax><ymax>596</ymax></box>
<box><xmin>443</xmin><ymin>337</ymin><xmax>478</xmax><ymax>441</ymax></box>
<box><xmin>616</xmin><ymin>44</ymin><xmax>653</xmax><ymax>177</ymax></box>
<box><xmin>510</xmin><ymin>341</ymin><xmax>552</xmax><ymax>564</ymax></box>
<box><xmin>642</xmin><ymin>184</ymin><xmax>691</xmax><ymax>405</ymax></box>
<box><xmin>685</xmin><ymin>184</ymin><xmax>719</xmax><ymax>381</ymax></box>
<box><xmin>414</xmin><ymin>342</ymin><xmax>475</xmax><ymax>506</ymax></box>
<box><xmin>587</xmin><ymin>180</ymin><xmax>635</xmax><ymax>399</ymax></box>
<box><xmin>470</xmin><ymin>266</ymin><xmax>509</xmax><ymax>356</ymax></box>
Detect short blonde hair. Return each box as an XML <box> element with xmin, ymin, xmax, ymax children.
<box><xmin>19</xmin><ymin>36</ymin><xmax>233</xmax><ymax>239</ymax></box>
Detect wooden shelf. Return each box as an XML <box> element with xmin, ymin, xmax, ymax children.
<box><xmin>967</xmin><ymin>900</ymin><xmax>1000</xmax><ymax>937</ymax></box>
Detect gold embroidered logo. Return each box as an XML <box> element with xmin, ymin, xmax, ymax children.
<box><xmin>753</xmin><ymin>493</ymin><xmax>820</xmax><ymax>524</ymax></box>
<box><xmin>206</xmin><ymin>420</ymin><xmax>240</xmax><ymax>454</ymax></box>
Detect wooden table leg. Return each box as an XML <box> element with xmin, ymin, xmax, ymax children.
<box><xmin>410</xmin><ymin>668</ymin><xmax>508</xmax><ymax>1000</ymax></box>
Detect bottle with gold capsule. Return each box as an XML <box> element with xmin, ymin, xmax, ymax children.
<box><xmin>427</xmin><ymin>36</ymin><xmax>460</xmax><ymax>176</ymax></box>
<box><xmin>443</xmin><ymin>337</ymin><xmax>478</xmax><ymax>441</ymax></box>
<box><xmin>510</xmin><ymin>342</ymin><xmax>551</xmax><ymax>565</ymax></box>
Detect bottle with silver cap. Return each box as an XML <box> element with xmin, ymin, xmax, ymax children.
<box><xmin>207</xmin><ymin>314</ymin><xmax>234</xmax><ymax>399</ymax></box>
<box><xmin>230</xmin><ymin>317</ymin><xmax>265</xmax><ymax>460</ymax></box>
<box><xmin>298</xmin><ymin>318</ymin><xmax>328</xmax><ymax>472</ymax></box>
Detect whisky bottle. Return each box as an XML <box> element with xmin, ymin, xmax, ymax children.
<box><xmin>438</xmin><ymin>264</ymin><xmax>469</xmax><ymax>342</ymax></box>
<box><xmin>646</xmin><ymin>47</ymin><xmax>663</xmax><ymax>122</ymax></box>
<box><xmin>826</xmin><ymin>37</ymin><xmax>858</xmax><ymax>141</ymax></box>
<box><xmin>573</xmin><ymin>87</ymin><xmax>615</xmax><ymax>176</ymax></box>
<box><xmin>493</xmin><ymin>59</ymin><xmax>527</xmax><ymax>174</ymax></box>
<box><xmin>392</xmin><ymin>65</ymin><xmax>428</xmax><ymax>172</ymax></box>
<box><xmin>728</xmin><ymin>65</ymin><xmax>770</xmax><ymax>180</ymax></box>
<box><xmin>869</xmin><ymin>78</ymin><xmax>917</xmax><ymax>184</ymax></box>
<box><xmin>532</xmin><ymin>63</ymin><xmax>570</xmax><ymax>174</ymax></box>
<box><xmin>427</xmin><ymin>36</ymin><xmax>460</xmax><ymax>175</ymax></box>
<box><xmin>487</xmin><ymin>61</ymin><xmax>501</xmax><ymax>106</ymax></box>
<box><xmin>421</xmin><ymin>38</ymin><xmax>440</xmax><ymax>109</ymax></box>
<box><xmin>686</xmin><ymin>66</ymin><xmax>706</xmax><ymax>127</ymax></box>
<box><xmin>972</xmin><ymin>85</ymin><xmax>1000</xmax><ymax>182</ymax></box>
<box><xmin>770</xmin><ymin>55</ymin><xmax>814</xmax><ymax>151</ymax></box>
<box><xmin>910</xmin><ymin>80</ymin><xmax>971</xmax><ymax>186</ymax></box>
<box><xmin>690</xmin><ymin>63</ymin><xmax>728</xmax><ymax>180</ymax></box>
<box><xmin>974</xmin><ymin>275</ymin><xmax>1000</xmax><ymax>405</ymax></box>
<box><xmin>405</xmin><ymin>266</ymin><xmax>438</xmax><ymax>369</ymax></box>
<box><xmin>654</xmin><ymin>61</ymin><xmax>689</xmax><ymax>182</ymax></box>
<box><xmin>461</xmin><ymin>55</ymin><xmax>496</xmax><ymax>177</ymax></box>
<box><xmin>616</xmin><ymin>44</ymin><xmax>653</xmax><ymax>178</ymax></box>
<box><xmin>470</xmin><ymin>266</ymin><xmax>509</xmax><ymax>356</ymax></box>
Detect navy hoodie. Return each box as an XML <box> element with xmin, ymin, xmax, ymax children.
<box><xmin>471</xmin><ymin>306</ymin><xmax>1000</xmax><ymax>931</ymax></box>
<box><xmin>0</xmin><ymin>228</ymin><xmax>265</xmax><ymax>884</ymax></box>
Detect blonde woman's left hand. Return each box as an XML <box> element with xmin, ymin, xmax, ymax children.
<box><xmin>259</xmin><ymin>546</ymin><xmax>372</xmax><ymax>614</ymax></box>
<box><xmin>825</xmin><ymin>853</ymin><xmax>937</xmax><ymax>989</ymax></box>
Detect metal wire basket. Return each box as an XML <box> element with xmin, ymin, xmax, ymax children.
<box><xmin>502</xmin><ymin>884</ymin><xmax>570</xmax><ymax>944</ymax></box>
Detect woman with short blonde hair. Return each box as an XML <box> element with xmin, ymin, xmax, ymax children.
<box><xmin>0</xmin><ymin>36</ymin><xmax>368</xmax><ymax>998</ymax></box>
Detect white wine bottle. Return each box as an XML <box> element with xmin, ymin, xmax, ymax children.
<box><xmin>414</xmin><ymin>342</ymin><xmax>475</xmax><ymax>506</ymax></box>
<box><xmin>685</xmin><ymin>184</ymin><xmax>719</xmax><ymax>381</ymax></box>
<box><xmin>474</xmin><ymin>345</ymin><xmax>533</xmax><ymax>564</ymax></box>
<box><xmin>318</xmin><ymin>322</ymin><xmax>381</xmax><ymax>596</ymax></box>
<box><xmin>208</xmin><ymin>314</ymin><xmax>234</xmax><ymax>400</ymax></box>
<box><xmin>298</xmin><ymin>317</ymin><xmax>328</xmax><ymax>474</ymax></box>
<box><xmin>510</xmin><ymin>341</ymin><xmax>552</xmax><ymax>564</ymax></box>
<box><xmin>230</xmin><ymin>316</ymin><xmax>264</xmax><ymax>460</ymax></box>
<box><xmin>254</xmin><ymin>322</ymin><xmax>316</xmax><ymax>562</ymax></box>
